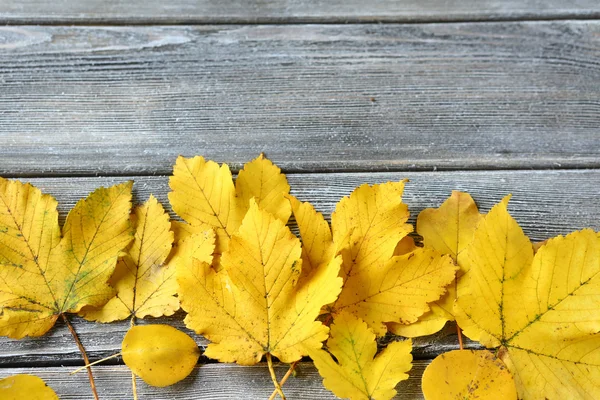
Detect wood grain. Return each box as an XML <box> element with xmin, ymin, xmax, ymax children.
<box><xmin>0</xmin><ymin>362</ymin><xmax>430</xmax><ymax>399</ymax></box>
<box><xmin>0</xmin><ymin>169</ymin><xmax>598</xmax><ymax>366</ymax></box>
<box><xmin>0</xmin><ymin>22</ymin><xmax>599</xmax><ymax>176</ymax></box>
<box><xmin>1</xmin><ymin>0</ymin><xmax>599</xmax><ymax>24</ymax></box>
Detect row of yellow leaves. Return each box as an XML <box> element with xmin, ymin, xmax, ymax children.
<box><xmin>0</xmin><ymin>154</ymin><xmax>599</xmax><ymax>400</ymax></box>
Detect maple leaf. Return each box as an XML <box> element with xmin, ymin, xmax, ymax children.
<box><xmin>0</xmin><ymin>374</ymin><xmax>59</xmax><ymax>399</ymax></box>
<box><xmin>0</xmin><ymin>179</ymin><xmax>133</xmax><ymax>338</ymax></box>
<box><xmin>290</xmin><ymin>182</ymin><xmax>457</xmax><ymax>335</ymax></box>
<box><xmin>122</xmin><ymin>324</ymin><xmax>200</xmax><ymax>387</ymax></box>
<box><xmin>176</xmin><ymin>200</ymin><xmax>342</xmax><ymax>366</ymax></box>
<box><xmin>454</xmin><ymin>196</ymin><xmax>600</xmax><ymax>399</ymax></box>
<box><xmin>421</xmin><ymin>350</ymin><xmax>517</xmax><ymax>400</ymax></box>
<box><xmin>168</xmin><ymin>154</ymin><xmax>290</xmax><ymax>260</ymax></box>
<box><xmin>391</xmin><ymin>191</ymin><xmax>482</xmax><ymax>337</ymax></box>
<box><xmin>80</xmin><ymin>195</ymin><xmax>178</xmax><ymax>322</ymax></box>
<box><xmin>308</xmin><ymin>311</ymin><xmax>412</xmax><ymax>400</ymax></box>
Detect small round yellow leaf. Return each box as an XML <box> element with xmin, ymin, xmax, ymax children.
<box><xmin>122</xmin><ymin>324</ymin><xmax>200</xmax><ymax>387</ymax></box>
<box><xmin>0</xmin><ymin>374</ymin><xmax>59</xmax><ymax>399</ymax></box>
<box><xmin>422</xmin><ymin>350</ymin><xmax>517</xmax><ymax>400</ymax></box>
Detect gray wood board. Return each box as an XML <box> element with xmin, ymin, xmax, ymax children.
<box><xmin>0</xmin><ymin>0</ymin><xmax>599</xmax><ymax>24</ymax></box>
<box><xmin>0</xmin><ymin>362</ymin><xmax>429</xmax><ymax>399</ymax></box>
<box><xmin>0</xmin><ymin>22</ymin><xmax>599</xmax><ymax>176</ymax></box>
<box><xmin>0</xmin><ymin>169</ymin><xmax>598</xmax><ymax>366</ymax></box>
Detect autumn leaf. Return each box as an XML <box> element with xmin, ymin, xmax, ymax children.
<box><xmin>288</xmin><ymin>195</ymin><xmax>336</xmax><ymax>278</ymax></box>
<box><xmin>391</xmin><ymin>191</ymin><xmax>482</xmax><ymax>337</ymax></box>
<box><xmin>235</xmin><ymin>153</ymin><xmax>291</xmax><ymax>223</ymax></box>
<box><xmin>168</xmin><ymin>154</ymin><xmax>291</xmax><ymax>261</ymax></box>
<box><xmin>308</xmin><ymin>311</ymin><xmax>412</xmax><ymax>400</ymax></box>
<box><xmin>454</xmin><ymin>196</ymin><xmax>600</xmax><ymax>399</ymax></box>
<box><xmin>176</xmin><ymin>200</ymin><xmax>342</xmax><ymax>366</ymax></box>
<box><xmin>0</xmin><ymin>179</ymin><xmax>133</xmax><ymax>338</ymax></box>
<box><xmin>422</xmin><ymin>350</ymin><xmax>517</xmax><ymax>400</ymax></box>
<box><xmin>0</xmin><ymin>374</ymin><xmax>59</xmax><ymax>399</ymax></box>
<box><xmin>122</xmin><ymin>324</ymin><xmax>200</xmax><ymax>387</ymax></box>
<box><xmin>80</xmin><ymin>195</ymin><xmax>178</xmax><ymax>322</ymax></box>
<box><xmin>303</xmin><ymin>182</ymin><xmax>457</xmax><ymax>335</ymax></box>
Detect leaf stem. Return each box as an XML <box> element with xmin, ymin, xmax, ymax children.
<box><xmin>268</xmin><ymin>361</ymin><xmax>298</xmax><ymax>400</ymax></box>
<box><xmin>62</xmin><ymin>314</ymin><xmax>100</xmax><ymax>400</ymax></box>
<box><xmin>457</xmin><ymin>324</ymin><xmax>464</xmax><ymax>350</ymax></box>
<box><xmin>130</xmin><ymin>315</ymin><xmax>138</xmax><ymax>400</ymax></box>
<box><xmin>132</xmin><ymin>371</ymin><xmax>138</xmax><ymax>400</ymax></box>
<box><xmin>70</xmin><ymin>353</ymin><xmax>122</xmax><ymax>374</ymax></box>
<box><xmin>266</xmin><ymin>353</ymin><xmax>286</xmax><ymax>400</ymax></box>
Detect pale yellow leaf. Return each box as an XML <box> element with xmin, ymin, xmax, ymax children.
<box><xmin>0</xmin><ymin>180</ymin><xmax>133</xmax><ymax>338</ymax></box>
<box><xmin>81</xmin><ymin>195</ymin><xmax>178</xmax><ymax>322</ymax></box>
<box><xmin>422</xmin><ymin>350</ymin><xmax>517</xmax><ymax>400</ymax></box>
<box><xmin>168</xmin><ymin>156</ymin><xmax>241</xmax><ymax>255</ymax></box>
<box><xmin>122</xmin><ymin>324</ymin><xmax>200</xmax><ymax>387</ymax></box>
<box><xmin>308</xmin><ymin>311</ymin><xmax>412</xmax><ymax>400</ymax></box>
<box><xmin>454</xmin><ymin>196</ymin><xmax>600</xmax><ymax>399</ymax></box>
<box><xmin>392</xmin><ymin>191</ymin><xmax>482</xmax><ymax>337</ymax></box>
<box><xmin>0</xmin><ymin>374</ymin><xmax>59</xmax><ymax>399</ymax></box>
<box><xmin>236</xmin><ymin>153</ymin><xmax>291</xmax><ymax>223</ymax></box>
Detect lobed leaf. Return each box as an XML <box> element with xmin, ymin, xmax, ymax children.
<box><xmin>308</xmin><ymin>311</ymin><xmax>412</xmax><ymax>400</ymax></box>
<box><xmin>81</xmin><ymin>195</ymin><xmax>178</xmax><ymax>322</ymax></box>
<box><xmin>0</xmin><ymin>179</ymin><xmax>133</xmax><ymax>338</ymax></box>
<box><xmin>454</xmin><ymin>196</ymin><xmax>600</xmax><ymax>399</ymax></box>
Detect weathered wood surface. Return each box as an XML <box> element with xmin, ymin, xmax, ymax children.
<box><xmin>1</xmin><ymin>22</ymin><xmax>599</xmax><ymax>176</ymax></box>
<box><xmin>0</xmin><ymin>170</ymin><xmax>598</xmax><ymax>366</ymax></box>
<box><xmin>0</xmin><ymin>362</ymin><xmax>429</xmax><ymax>399</ymax></box>
<box><xmin>1</xmin><ymin>0</ymin><xmax>599</xmax><ymax>24</ymax></box>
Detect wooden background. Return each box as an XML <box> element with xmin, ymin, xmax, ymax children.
<box><xmin>0</xmin><ymin>1</ymin><xmax>599</xmax><ymax>398</ymax></box>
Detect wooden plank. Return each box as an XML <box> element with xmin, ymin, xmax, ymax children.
<box><xmin>0</xmin><ymin>169</ymin><xmax>598</xmax><ymax>366</ymax></box>
<box><xmin>0</xmin><ymin>1</ymin><xmax>599</xmax><ymax>24</ymax></box>
<box><xmin>0</xmin><ymin>22</ymin><xmax>599</xmax><ymax>176</ymax></box>
<box><xmin>0</xmin><ymin>362</ymin><xmax>429</xmax><ymax>399</ymax></box>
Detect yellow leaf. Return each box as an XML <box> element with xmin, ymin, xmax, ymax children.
<box><xmin>389</xmin><ymin>307</ymin><xmax>450</xmax><ymax>339</ymax></box>
<box><xmin>418</xmin><ymin>191</ymin><xmax>482</xmax><ymax>267</ymax></box>
<box><xmin>454</xmin><ymin>196</ymin><xmax>600</xmax><ymax>399</ymax></box>
<box><xmin>168</xmin><ymin>155</ymin><xmax>241</xmax><ymax>255</ymax></box>
<box><xmin>422</xmin><ymin>350</ymin><xmax>517</xmax><ymax>400</ymax></box>
<box><xmin>168</xmin><ymin>155</ymin><xmax>291</xmax><ymax>265</ymax></box>
<box><xmin>332</xmin><ymin>181</ymin><xmax>412</xmax><ymax>275</ymax></box>
<box><xmin>333</xmin><ymin>247</ymin><xmax>457</xmax><ymax>335</ymax></box>
<box><xmin>176</xmin><ymin>200</ymin><xmax>342</xmax><ymax>365</ymax></box>
<box><xmin>308</xmin><ymin>311</ymin><xmax>412</xmax><ymax>400</ymax></box>
<box><xmin>391</xmin><ymin>191</ymin><xmax>482</xmax><ymax>337</ymax></box>
<box><xmin>0</xmin><ymin>374</ymin><xmax>59</xmax><ymax>400</ymax></box>
<box><xmin>288</xmin><ymin>195</ymin><xmax>335</xmax><ymax>277</ymax></box>
<box><xmin>122</xmin><ymin>324</ymin><xmax>200</xmax><ymax>387</ymax></box>
<box><xmin>290</xmin><ymin>181</ymin><xmax>456</xmax><ymax>336</ymax></box>
<box><xmin>393</xmin><ymin>235</ymin><xmax>417</xmax><ymax>256</ymax></box>
<box><xmin>236</xmin><ymin>153</ymin><xmax>291</xmax><ymax>223</ymax></box>
<box><xmin>0</xmin><ymin>179</ymin><xmax>133</xmax><ymax>338</ymax></box>
<box><xmin>81</xmin><ymin>195</ymin><xmax>178</xmax><ymax>322</ymax></box>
